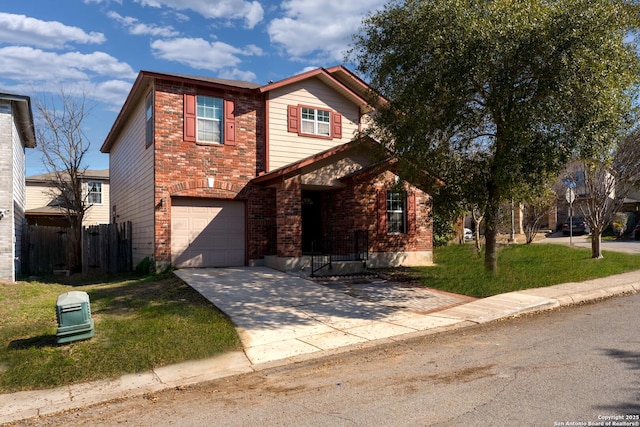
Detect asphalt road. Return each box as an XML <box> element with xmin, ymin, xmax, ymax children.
<box><xmin>12</xmin><ymin>293</ymin><xmax>640</xmax><ymax>427</ymax></box>
<box><xmin>541</xmin><ymin>232</ymin><xmax>640</xmax><ymax>254</ymax></box>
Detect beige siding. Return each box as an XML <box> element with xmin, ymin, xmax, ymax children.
<box><xmin>25</xmin><ymin>183</ymin><xmax>58</xmax><ymax>210</ymax></box>
<box><xmin>84</xmin><ymin>180</ymin><xmax>110</xmax><ymax>225</ymax></box>
<box><xmin>109</xmin><ymin>93</ymin><xmax>155</xmax><ymax>266</ymax></box>
<box><xmin>267</xmin><ymin>78</ymin><xmax>361</xmax><ymax>171</ymax></box>
<box><xmin>25</xmin><ymin>180</ymin><xmax>110</xmax><ymax>226</ymax></box>
<box><xmin>361</xmin><ymin>112</ymin><xmax>375</xmax><ymax>132</ymax></box>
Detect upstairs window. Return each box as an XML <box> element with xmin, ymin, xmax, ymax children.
<box><xmin>301</xmin><ymin>107</ymin><xmax>331</xmax><ymax>136</ymax></box>
<box><xmin>145</xmin><ymin>92</ymin><xmax>154</xmax><ymax>147</ymax></box>
<box><xmin>88</xmin><ymin>181</ymin><xmax>102</xmax><ymax>205</ymax></box>
<box><xmin>197</xmin><ymin>95</ymin><xmax>223</xmax><ymax>144</ymax></box>
<box><xmin>184</xmin><ymin>94</ymin><xmax>236</xmax><ymax>146</ymax></box>
<box><xmin>386</xmin><ymin>191</ymin><xmax>406</xmax><ymax>234</ymax></box>
<box><xmin>288</xmin><ymin>105</ymin><xmax>342</xmax><ymax>139</ymax></box>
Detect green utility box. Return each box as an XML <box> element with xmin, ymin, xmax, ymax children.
<box><xmin>56</xmin><ymin>291</ymin><xmax>95</xmax><ymax>344</ymax></box>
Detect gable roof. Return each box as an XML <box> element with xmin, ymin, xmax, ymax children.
<box><xmin>0</xmin><ymin>92</ymin><xmax>36</xmax><ymax>148</ymax></box>
<box><xmin>258</xmin><ymin>66</ymin><xmax>374</xmax><ymax>114</ymax></box>
<box><xmin>101</xmin><ymin>66</ymin><xmax>379</xmax><ymax>153</ymax></box>
<box><xmin>101</xmin><ymin>71</ymin><xmax>262</xmax><ymax>153</ymax></box>
<box><xmin>26</xmin><ymin>169</ymin><xmax>109</xmax><ymax>184</ymax></box>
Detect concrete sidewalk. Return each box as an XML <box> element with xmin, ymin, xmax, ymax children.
<box><xmin>2</xmin><ymin>267</ymin><xmax>640</xmax><ymax>424</ymax></box>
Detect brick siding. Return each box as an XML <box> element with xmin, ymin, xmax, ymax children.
<box><xmin>152</xmin><ymin>79</ymin><xmax>267</xmax><ymax>265</ymax></box>
<box><xmin>148</xmin><ymin>78</ymin><xmax>431</xmax><ymax>267</ymax></box>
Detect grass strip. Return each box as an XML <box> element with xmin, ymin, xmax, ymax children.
<box><xmin>0</xmin><ymin>273</ymin><xmax>240</xmax><ymax>393</ymax></box>
<box><xmin>404</xmin><ymin>243</ymin><xmax>640</xmax><ymax>298</ymax></box>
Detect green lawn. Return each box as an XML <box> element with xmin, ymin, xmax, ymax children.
<box><xmin>406</xmin><ymin>243</ymin><xmax>640</xmax><ymax>298</ymax></box>
<box><xmin>2</xmin><ymin>243</ymin><xmax>639</xmax><ymax>393</ymax></box>
<box><xmin>0</xmin><ymin>273</ymin><xmax>240</xmax><ymax>393</ymax></box>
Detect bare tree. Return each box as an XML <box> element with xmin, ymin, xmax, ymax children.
<box><xmin>470</xmin><ymin>205</ymin><xmax>484</xmax><ymax>251</ymax></box>
<box><xmin>35</xmin><ymin>90</ymin><xmax>95</xmax><ymax>272</ymax></box>
<box><xmin>522</xmin><ymin>189</ymin><xmax>556</xmax><ymax>244</ymax></box>
<box><xmin>565</xmin><ymin>130</ymin><xmax>640</xmax><ymax>258</ymax></box>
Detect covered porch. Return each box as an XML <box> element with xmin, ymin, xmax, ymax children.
<box><xmin>253</xmin><ymin>141</ymin><xmax>375</xmax><ymax>276</ymax></box>
<box><xmin>251</xmin><ymin>140</ymin><xmax>434</xmax><ymax>275</ymax></box>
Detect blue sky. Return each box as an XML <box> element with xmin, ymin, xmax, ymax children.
<box><xmin>0</xmin><ymin>0</ymin><xmax>386</xmax><ymax>175</ymax></box>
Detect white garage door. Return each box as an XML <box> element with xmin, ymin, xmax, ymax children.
<box><xmin>171</xmin><ymin>198</ymin><xmax>245</xmax><ymax>268</ymax></box>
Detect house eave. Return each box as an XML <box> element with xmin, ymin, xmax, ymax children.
<box><xmin>101</xmin><ymin>70</ymin><xmax>261</xmax><ymax>153</ymax></box>
<box><xmin>0</xmin><ymin>92</ymin><xmax>36</xmax><ymax>148</ymax></box>
<box><xmin>251</xmin><ymin>140</ymin><xmax>367</xmax><ymax>186</ymax></box>
<box><xmin>26</xmin><ymin>169</ymin><xmax>109</xmax><ymax>184</ymax></box>
<box><xmin>259</xmin><ymin>67</ymin><xmax>375</xmax><ymax>114</ymax></box>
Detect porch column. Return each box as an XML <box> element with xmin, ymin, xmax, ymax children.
<box><xmin>276</xmin><ymin>176</ymin><xmax>302</xmax><ymax>258</ymax></box>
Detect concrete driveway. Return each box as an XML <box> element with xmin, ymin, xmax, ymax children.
<box><xmin>174</xmin><ymin>267</ymin><xmax>473</xmax><ymax>365</ymax></box>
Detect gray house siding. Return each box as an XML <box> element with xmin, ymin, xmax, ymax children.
<box><xmin>0</xmin><ymin>94</ymin><xmax>36</xmax><ymax>282</ymax></box>
<box><xmin>13</xmin><ymin>114</ymin><xmax>27</xmax><ymax>278</ymax></box>
<box><xmin>0</xmin><ymin>101</ymin><xmax>14</xmax><ymax>281</ymax></box>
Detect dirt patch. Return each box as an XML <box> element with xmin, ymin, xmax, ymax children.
<box><xmin>426</xmin><ymin>364</ymin><xmax>496</xmax><ymax>384</ymax></box>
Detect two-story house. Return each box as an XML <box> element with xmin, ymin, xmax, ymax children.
<box><xmin>0</xmin><ymin>92</ymin><xmax>36</xmax><ymax>282</ymax></box>
<box><xmin>25</xmin><ymin>169</ymin><xmax>110</xmax><ymax>227</ymax></box>
<box><xmin>100</xmin><ymin>66</ymin><xmax>434</xmax><ymax>273</ymax></box>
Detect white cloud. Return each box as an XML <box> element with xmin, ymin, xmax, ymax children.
<box><xmin>94</xmin><ymin>79</ymin><xmax>135</xmax><ymax>106</ymax></box>
<box><xmin>268</xmin><ymin>0</ymin><xmax>385</xmax><ymax>62</ymax></box>
<box><xmin>0</xmin><ymin>46</ymin><xmax>136</xmax><ymax>86</ymax></box>
<box><xmin>0</xmin><ymin>12</ymin><xmax>106</xmax><ymax>49</ymax></box>
<box><xmin>217</xmin><ymin>68</ymin><xmax>257</xmax><ymax>82</ymax></box>
<box><xmin>150</xmin><ymin>37</ymin><xmax>260</xmax><ymax>73</ymax></box>
<box><xmin>135</xmin><ymin>0</ymin><xmax>264</xmax><ymax>29</ymax></box>
<box><xmin>243</xmin><ymin>44</ymin><xmax>264</xmax><ymax>56</ymax></box>
<box><xmin>107</xmin><ymin>11</ymin><xmax>180</xmax><ymax>37</ymax></box>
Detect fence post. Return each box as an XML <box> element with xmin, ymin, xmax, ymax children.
<box><xmin>82</xmin><ymin>226</ymin><xmax>87</xmax><ymax>276</ymax></box>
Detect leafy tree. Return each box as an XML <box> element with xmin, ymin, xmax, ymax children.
<box><xmin>351</xmin><ymin>0</ymin><xmax>640</xmax><ymax>273</ymax></box>
<box><xmin>35</xmin><ymin>90</ymin><xmax>95</xmax><ymax>272</ymax></box>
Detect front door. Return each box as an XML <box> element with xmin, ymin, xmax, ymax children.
<box><xmin>301</xmin><ymin>190</ymin><xmax>323</xmax><ymax>253</ymax></box>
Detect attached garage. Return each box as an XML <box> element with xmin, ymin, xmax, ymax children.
<box><xmin>171</xmin><ymin>198</ymin><xmax>246</xmax><ymax>268</ymax></box>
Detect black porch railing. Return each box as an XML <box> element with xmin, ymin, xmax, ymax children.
<box><xmin>310</xmin><ymin>230</ymin><xmax>369</xmax><ymax>276</ymax></box>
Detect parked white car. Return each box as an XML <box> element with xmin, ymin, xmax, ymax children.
<box><xmin>464</xmin><ymin>228</ymin><xmax>474</xmax><ymax>241</ymax></box>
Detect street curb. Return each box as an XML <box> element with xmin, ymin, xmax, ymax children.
<box><xmin>0</xmin><ymin>352</ymin><xmax>254</xmax><ymax>423</ymax></box>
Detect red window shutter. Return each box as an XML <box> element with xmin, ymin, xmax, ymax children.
<box><xmin>288</xmin><ymin>105</ymin><xmax>299</xmax><ymax>133</ymax></box>
<box><xmin>184</xmin><ymin>93</ymin><xmax>196</xmax><ymax>142</ymax></box>
<box><xmin>331</xmin><ymin>112</ymin><xmax>342</xmax><ymax>139</ymax></box>
<box><xmin>407</xmin><ymin>193</ymin><xmax>416</xmax><ymax>234</ymax></box>
<box><xmin>377</xmin><ymin>190</ymin><xmax>387</xmax><ymax>236</ymax></box>
<box><xmin>224</xmin><ymin>99</ymin><xmax>236</xmax><ymax>146</ymax></box>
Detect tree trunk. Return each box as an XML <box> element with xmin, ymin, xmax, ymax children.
<box><xmin>591</xmin><ymin>228</ymin><xmax>603</xmax><ymax>259</ymax></box>
<box><xmin>483</xmin><ymin>191</ymin><xmax>501</xmax><ymax>274</ymax></box>
<box><xmin>484</xmin><ymin>219</ymin><xmax>498</xmax><ymax>273</ymax></box>
<box><xmin>474</xmin><ymin>217</ymin><xmax>483</xmax><ymax>252</ymax></box>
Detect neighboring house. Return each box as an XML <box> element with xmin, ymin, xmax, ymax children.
<box><xmin>0</xmin><ymin>93</ymin><xmax>36</xmax><ymax>282</ymax></box>
<box><xmin>100</xmin><ymin>66</ymin><xmax>434</xmax><ymax>272</ymax></box>
<box><xmin>25</xmin><ymin>169</ymin><xmax>110</xmax><ymax>227</ymax></box>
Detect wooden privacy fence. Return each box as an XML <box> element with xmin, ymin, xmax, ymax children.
<box><xmin>22</xmin><ymin>222</ymin><xmax>133</xmax><ymax>276</ymax></box>
<box><xmin>82</xmin><ymin>222</ymin><xmax>133</xmax><ymax>275</ymax></box>
<box><xmin>21</xmin><ymin>226</ymin><xmax>73</xmax><ymax>275</ymax></box>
